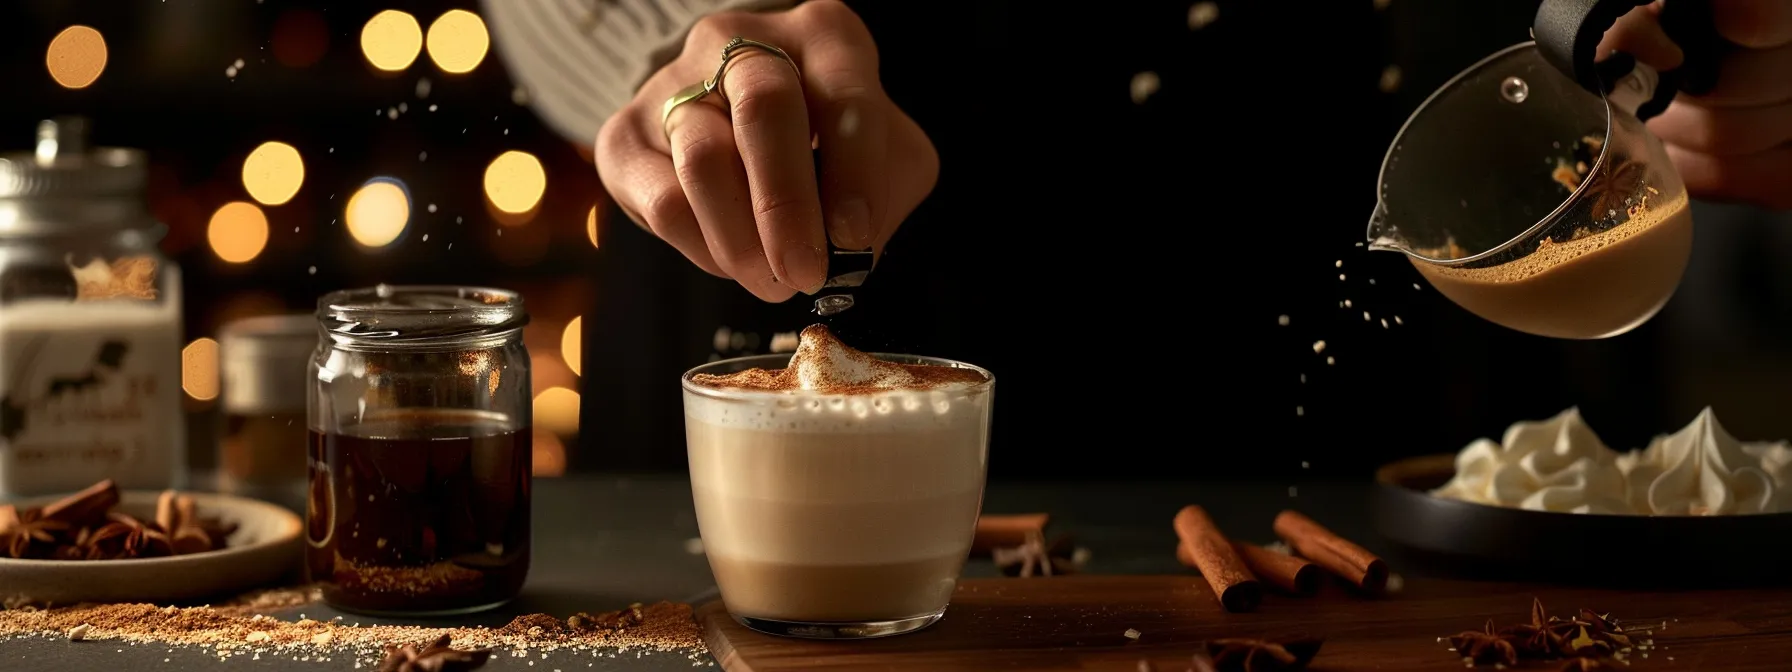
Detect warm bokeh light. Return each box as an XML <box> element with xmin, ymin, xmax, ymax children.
<box><xmin>426</xmin><ymin>9</ymin><xmax>490</xmax><ymax>74</ymax></box>
<box><xmin>532</xmin><ymin>429</ymin><xmax>567</xmax><ymax>477</ymax></box>
<box><xmin>207</xmin><ymin>202</ymin><xmax>270</xmax><ymax>263</ymax></box>
<box><xmin>483</xmin><ymin>151</ymin><xmax>546</xmax><ymax>216</ymax></box>
<box><xmin>46</xmin><ymin>26</ymin><xmax>107</xmax><ymax>89</ymax></box>
<box><xmin>241</xmin><ymin>141</ymin><xmax>305</xmax><ymax>206</ymax></box>
<box><xmin>181</xmin><ymin>338</ymin><xmax>220</xmax><ymax>401</ymax></box>
<box><xmin>345</xmin><ymin>179</ymin><xmax>411</xmax><ymax>248</ymax></box>
<box><xmin>561</xmin><ymin>317</ymin><xmax>582</xmax><ymax>377</ymax></box>
<box><xmin>586</xmin><ymin>206</ymin><xmax>601</xmax><ymax>248</ymax></box>
<box><xmin>533</xmin><ymin>386</ymin><xmax>580</xmax><ymax>436</ymax></box>
<box><xmin>360</xmin><ymin>10</ymin><xmax>422</xmax><ymax>72</ymax></box>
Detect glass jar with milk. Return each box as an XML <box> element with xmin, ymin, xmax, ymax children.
<box><xmin>0</xmin><ymin>117</ymin><xmax>185</xmax><ymax>497</ymax></box>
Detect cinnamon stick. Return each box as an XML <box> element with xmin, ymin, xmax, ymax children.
<box><xmin>40</xmin><ymin>479</ymin><xmax>118</xmax><ymax>528</ymax></box>
<box><xmin>1180</xmin><ymin>541</ymin><xmax>1320</xmax><ymax>596</ymax></box>
<box><xmin>1273</xmin><ymin>510</ymin><xmax>1388</xmax><ymax>594</ymax></box>
<box><xmin>972</xmin><ymin>513</ymin><xmax>1049</xmax><ymax>556</ymax></box>
<box><xmin>1172</xmin><ymin>505</ymin><xmax>1261</xmax><ymax>612</ymax></box>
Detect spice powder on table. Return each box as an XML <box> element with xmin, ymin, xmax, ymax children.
<box><xmin>0</xmin><ymin>598</ymin><xmax>708</xmax><ymax>668</ymax></box>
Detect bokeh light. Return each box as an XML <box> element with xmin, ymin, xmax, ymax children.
<box><xmin>425</xmin><ymin>9</ymin><xmax>490</xmax><ymax>74</ymax></box>
<box><xmin>345</xmin><ymin>179</ymin><xmax>411</xmax><ymax>248</ymax></box>
<box><xmin>181</xmin><ymin>338</ymin><xmax>220</xmax><ymax>401</ymax></box>
<box><xmin>533</xmin><ymin>386</ymin><xmax>580</xmax><ymax>436</ymax></box>
<box><xmin>241</xmin><ymin>141</ymin><xmax>305</xmax><ymax>206</ymax></box>
<box><xmin>360</xmin><ymin>10</ymin><xmax>422</xmax><ymax>72</ymax></box>
<box><xmin>561</xmin><ymin>317</ymin><xmax>582</xmax><ymax>377</ymax></box>
<box><xmin>483</xmin><ymin>151</ymin><xmax>546</xmax><ymax>216</ymax></box>
<box><xmin>532</xmin><ymin>429</ymin><xmax>567</xmax><ymax>477</ymax></box>
<box><xmin>271</xmin><ymin>9</ymin><xmax>330</xmax><ymax>68</ymax></box>
<box><xmin>46</xmin><ymin>26</ymin><xmax>107</xmax><ymax>89</ymax></box>
<box><xmin>207</xmin><ymin>201</ymin><xmax>270</xmax><ymax>263</ymax></box>
<box><xmin>586</xmin><ymin>206</ymin><xmax>601</xmax><ymax>248</ymax></box>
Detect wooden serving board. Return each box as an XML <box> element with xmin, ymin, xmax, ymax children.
<box><xmin>699</xmin><ymin>575</ymin><xmax>1792</xmax><ymax>671</ymax></box>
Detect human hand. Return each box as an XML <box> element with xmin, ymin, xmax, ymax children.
<box><xmin>595</xmin><ymin>0</ymin><xmax>938</xmax><ymax>302</ymax></box>
<box><xmin>1600</xmin><ymin>1</ymin><xmax>1792</xmax><ymax>209</ymax></box>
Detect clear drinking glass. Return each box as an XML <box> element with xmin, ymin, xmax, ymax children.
<box><xmin>682</xmin><ymin>353</ymin><xmax>994</xmax><ymax>639</ymax></box>
<box><xmin>306</xmin><ymin>285</ymin><xmax>533</xmax><ymax>616</ymax></box>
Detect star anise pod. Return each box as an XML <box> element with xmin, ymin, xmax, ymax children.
<box><xmin>1497</xmin><ymin>598</ymin><xmax>1565</xmax><ymax>659</ymax></box>
<box><xmin>377</xmin><ymin>634</ymin><xmax>491</xmax><ymax>672</ymax></box>
<box><xmin>0</xmin><ymin>505</ymin><xmax>73</xmax><ymax>559</ymax></box>
<box><xmin>81</xmin><ymin>518</ymin><xmax>144</xmax><ymax>560</ymax></box>
<box><xmin>101</xmin><ymin>512</ymin><xmax>173</xmax><ymax>559</ymax></box>
<box><xmin>1204</xmin><ymin>636</ymin><xmax>1323</xmax><ymax>672</ymax></box>
<box><xmin>1450</xmin><ymin>619</ymin><xmax>1518</xmax><ymax>666</ymax></box>
<box><xmin>568</xmin><ymin>603</ymin><xmax>644</xmax><ymax>632</ymax></box>
<box><xmin>1585</xmin><ymin>155</ymin><xmax>1646</xmax><ymax>222</ymax></box>
<box><xmin>992</xmin><ymin>531</ymin><xmax>1076</xmax><ymax>578</ymax></box>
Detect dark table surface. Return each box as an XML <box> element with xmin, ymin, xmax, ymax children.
<box><xmin>1</xmin><ymin>475</ymin><xmax>1377</xmax><ymax>671</ymax></box>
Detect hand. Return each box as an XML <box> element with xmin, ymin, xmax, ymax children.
<box><xmin>595</xmin><ymin>0</ymin><xmax>939</xmax><ymax>302</ymax></box>
<box><xmin>1600</xmin><ymin>1</ymin><xmax>1792</xmax><ymax>209</ymax></box>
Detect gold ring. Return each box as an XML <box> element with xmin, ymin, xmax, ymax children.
<box><xmin>661</xmin><ymin>37</ymin><xmax>801</xmax><ymax>141</ymax></box>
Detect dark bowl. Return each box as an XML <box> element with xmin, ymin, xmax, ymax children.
<box><xmin>1373</xmin><ymin>455</ymin><xmax>1792</xmax><ymax>588</ymax></box>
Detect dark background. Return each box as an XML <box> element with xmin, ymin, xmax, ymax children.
<box><xmin>5</xmin><ymin>0</ymin><xmax>1789</xmax><ymax>483</ymax></box>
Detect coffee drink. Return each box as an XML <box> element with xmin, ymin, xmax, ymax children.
<box><xmin>1414</xmin><ymin>193</ymin><xmax>1691</xmax><ymax>339</ymax></box>
<box><xmin>683</xmin><ymin>326</ymin><xmax>993</xmax><ymax>637</ymax></box>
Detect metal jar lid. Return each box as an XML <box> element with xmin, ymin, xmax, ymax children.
<box><xmin>0</xmin><ymin>117</ymin><xmax>152</xmax><ymax>239</ymax></box>
<box><xmin>221</xmin><ymin>314</ymin><xmax>320</xmax><ymax>414</ymax></box>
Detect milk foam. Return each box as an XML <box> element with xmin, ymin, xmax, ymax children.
<box><xmin>685</xmin><ymin>325</ymin><xmax>992</xmax><ymax>433</ymax></box>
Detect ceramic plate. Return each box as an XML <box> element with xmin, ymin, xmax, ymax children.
<box><xmin>1373</xmin><ymin>454</ymin><xmax>1792</xmax><ymax>587</ymax></box>
<box><xmin>0</xmin><ymin>490</ymin><xmax>302</xmax><ymax>605</ymax></box>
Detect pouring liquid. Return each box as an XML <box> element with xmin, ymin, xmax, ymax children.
<box><xmin>1411</xmin><ymin>193</ymin><xmax>1691</xmax><ymax>339</ymax></box>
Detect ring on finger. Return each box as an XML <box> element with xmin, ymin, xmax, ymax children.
<box><xmin>660</xmin><ymin>36</ymin><xmax>801</xmax><ymax>141</ymax></box>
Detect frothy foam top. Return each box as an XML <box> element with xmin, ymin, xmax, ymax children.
<box><xmin>1426</xmin><ymin>193</ymin><xmax>1689</xmax><ymax>284</ymax></box>
<box><xmin>690</xmin><ymin>325</ymin><xmax>987</xmax><ymax>394</ymax></box>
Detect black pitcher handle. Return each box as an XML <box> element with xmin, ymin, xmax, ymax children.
<box><xmin>1534</xmin><ymin>0</ymin><xmax>1728</xmax><ymax>120</ymax></box>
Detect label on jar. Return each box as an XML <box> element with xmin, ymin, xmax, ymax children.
<box><xmin>0</xmin><ymin>301</ymin><xmax>185</xmax><ymax>496</ymax></box>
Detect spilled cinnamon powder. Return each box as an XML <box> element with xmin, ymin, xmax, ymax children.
<box><xmin>0</xmin><ymin>593</ymin><xmax>708</xmax><ymax>668</ymax></box>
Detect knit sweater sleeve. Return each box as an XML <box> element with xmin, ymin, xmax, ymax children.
<box><xmin>480</xmin><ymin>0</ymin><xmax>800</xmax><ymax>146</ymax></box>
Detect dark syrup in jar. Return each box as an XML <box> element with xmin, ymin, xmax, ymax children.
<box><xmin>305</xmin><ymin>408</ymin><xmax>531</xmax><ymax>614</ymax></box>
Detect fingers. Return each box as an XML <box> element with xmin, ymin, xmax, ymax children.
<box><xmin>1597</xmin><ymin>3</ymin><xmax>1684</xmax><ymax>71</ymax></box>
<box><xmin>720</xmin><ymin>46</ymin><xmax>828</xmax><ymax>294</ymax></box>
<box><xmin>1649</xmin><ymin>99</ymin><xmax>1792</xmax><ymax>155</ymax></box>
<box><xmin>790</xmin><ymin>0</ymin><xmax>889</xmax><ymax>251</ymax></box>
<box><xmin>594</xmin><ymin>112</ymin><xmax>725</xmax><ymax>278</ymax></box>
<box><xmin>665</xmin><ymin>97</ymin><xmax>796</xmax><ymax>302</ymax></box>
<box><xmin>1682</xmin><ymin>42</ymin><xmax>1792</xmax><ymax>106</ymax></box>
<box><xmin>1666</xmin><ymin>143</ymin><xmax>1792</xmax><ymax>210</ymax></box>
<box><xmin>1713</xmin><ymin>0</ymin><xmax>1792</xmax><ymax>48</ymax></box>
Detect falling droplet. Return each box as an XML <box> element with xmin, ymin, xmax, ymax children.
<box><xmin>814</xmin><ymin>294</ymin><xmax>855</xmax><ymax>316</ymax></box>
<box><xmin>1501</xmin><ymin>76</ymin><xmax>1530</xmax><ymax>103</ymax></box>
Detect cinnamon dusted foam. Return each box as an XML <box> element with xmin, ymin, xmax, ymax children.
<box><xmin>690</xmin><ymin>325</ymin><xmax>986</xmax><ymax>394</ymax></box>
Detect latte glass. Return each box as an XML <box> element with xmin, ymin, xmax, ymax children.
<box><xmin>682</xmin><ymin>353</ymin><xmax>994</xmax><ymax>639</ymax></box>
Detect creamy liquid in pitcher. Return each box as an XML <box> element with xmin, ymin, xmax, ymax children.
<box><xmin>684</xmin><ymin>326</ymin><xmax>991</xmax><ymax>623</ymax></box>
<box><xmin>1414</xmin><ymin>194</ymin><xmax>1691</xmax><ymax>339</ymax></box>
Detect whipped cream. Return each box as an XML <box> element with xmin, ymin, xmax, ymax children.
<box><xmin>1430</xmin><ymin>407</ymin><xmax>1629</xmax><ymax>514</ymax></box>
<box><xmin>690</xmin><ymin>324</ymin><xmax>986</xmax><ymax>394</ymax></box>
<box><xmin>1432</xmin><ymin>406</ymin><xmax>1792</xmax><ymax>516</ymax></box>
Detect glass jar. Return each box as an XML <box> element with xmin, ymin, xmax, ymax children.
<box><xmin>218</xmin><ymin>314</ymin><xmax>316</xmax><ymax>512</ymax></box>
<box><xmin>306</xmin><ymin>285</ymin><xmax>532</xmax><ymax>616</ymax></box>
<box><xmin>0</xmin><ymin>117</ymin><xmax>186</xmax><ymax>498</ymax></box>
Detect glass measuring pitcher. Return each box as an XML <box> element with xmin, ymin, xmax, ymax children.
<box><xmin>1367</xmin><ymin>0</ymin><xmax>1722</xmax><ymax>340</ymax></box>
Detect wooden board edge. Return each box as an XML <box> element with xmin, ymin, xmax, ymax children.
<box><xmin>696</xmin><ymin>600</ymin><xmax>750</xmax><ymax>672</ymax></box>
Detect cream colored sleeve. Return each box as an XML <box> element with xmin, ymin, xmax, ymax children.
<box><xmin>480</xmin><ymin>0</ymin><xmax>800</xmax><ymax>147</ymax></box>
